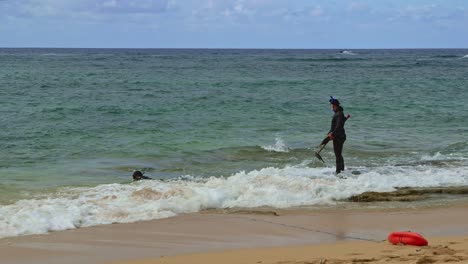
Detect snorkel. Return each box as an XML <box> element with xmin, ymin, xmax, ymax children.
<box><xmin>329</xmin><ymin>96</ymin><xmax>339</xmax><ymax>112</ymax></box>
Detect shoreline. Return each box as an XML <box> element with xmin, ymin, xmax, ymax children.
<box><xmin>1</xmin><ymin>202</ymin><xmax>468</xmax><ymax>264</ymax></box>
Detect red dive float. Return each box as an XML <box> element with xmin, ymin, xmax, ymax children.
<box><xmin>388</xmin><ymin>232</ymin><xmax>428</xmax><ymax>246</ymax></box>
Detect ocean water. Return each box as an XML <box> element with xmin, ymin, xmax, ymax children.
<box><xmin>0</xmin><ymin>48</ymin><xmax>467</xmax><ymax>238</ymax></box>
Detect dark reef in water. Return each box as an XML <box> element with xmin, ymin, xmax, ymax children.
<box><xmin>348</xmin><ymin>186</ymin><xmax>468</xmax><ymax>202</ymax></box>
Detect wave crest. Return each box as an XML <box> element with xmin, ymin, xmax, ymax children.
<box><xmin>261</xmin><ymin>137</ymin><xmax>289</xmax><ymax>153</ymax></box>
<box><xmin>0</xmin><ymin>164</ymin><xmax>466</xmax><ymax>238</ymax></box>
<box><xmin>340</xmin><ymin>50</ymin><xmax>357</xmax><ymax>55</ymax></box>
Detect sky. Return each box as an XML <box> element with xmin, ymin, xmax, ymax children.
<box><xmin>0</xmin><ymin>0</ymin><xmax>467</xmax><ymax>48</ymax></box>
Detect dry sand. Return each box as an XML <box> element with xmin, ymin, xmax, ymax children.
<box><xmin>1</xmin><ymin>203</ymin><xmax>468</xmax><ymax>264</ymax></box>
<box><xmin>116</xmin><ymin>236</ymin><xmax>468</xmax><ymax>264</ymax></box>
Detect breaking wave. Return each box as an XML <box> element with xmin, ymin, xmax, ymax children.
<box><xmin>261</xmin><ymin>137</ymin><xmax>290</xmax><ymax>153</ymax></box>
<box><xmin>0</xmin><ymin>164</ymin><xmax>466</xmax><ymax>239</ymax></box>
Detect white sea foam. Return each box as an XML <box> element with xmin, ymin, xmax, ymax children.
<box><xmin>421</xmin><ymin>152</ymin><xmax>467</xmax><ymax>161</ymax></box>
<box><xmin>0</xmin><ymin>164</ymin><xmax>467</xmax><ymax>238</ymax></box>
<box><xmin>39</xmin><ymin>53</ymin><xmax>74</xmax><ymax>57</ymax></box>
<box><xmin>261</xmin><ymin>137</ymin><xmax>289</xmax><ymax>152</ymax></box>
<box><xmin>463</xmin><ymin>54</ymin><xmax>468</xmax><ymax>58</ymax></box>
<box><xmin>340</xmin><ymin>50</ymin><xmax>357</xmax><ymax>55</ymax></box>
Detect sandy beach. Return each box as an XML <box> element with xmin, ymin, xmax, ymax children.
<box><xmin>117</xmin><ymin>236</ymin><xmax>468</xmax><ymax>264</ymax></box>
<box><xmin>1</xmin><ymin>203</ymin><xmax>468</xmax><ymax>264</ymax></box>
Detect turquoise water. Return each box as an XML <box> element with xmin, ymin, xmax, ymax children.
<box><xmin>0</xmin><ymin>48</ymin><xmax>467</xmax><ymax>238</ymax></box>
<box><xmin>0</xmin><ymin>48</ymin><xmax>467</xmax><ymax>201</ymax></box>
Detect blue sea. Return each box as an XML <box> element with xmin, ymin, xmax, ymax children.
<box><xmin>0</xmin><ymin>48</ymin><xmax>467</xmax><ymax>238</ymax></box>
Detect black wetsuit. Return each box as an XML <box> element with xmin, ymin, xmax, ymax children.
<box><xmin>329</xmin><ymin>106</ymin><xmax>346</xmax><ymax>173</ymax></box>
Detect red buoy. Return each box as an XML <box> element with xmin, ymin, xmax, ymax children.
<box><xmin>388</xmin><ymin>232</ymin><xmax>428</xmax><ymax>246</ymax></box>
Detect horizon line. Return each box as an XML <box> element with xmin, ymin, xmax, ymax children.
<box><xmin>1</xmin><ymin>47</ymin><xmax>468</xmax><ymax>50</ymax></box>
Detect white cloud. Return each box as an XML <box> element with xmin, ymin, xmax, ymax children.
<box><xmin>347</xmin><ymin>2</ymin><xmax>368</xmax><ymax>12</ymax></box>
<box><xmin>1</xmin><ymin>0</ymin><xmax>467</xmax><ymax>47</ymax></box>
<box><xmin>16</xmin><ymin>0</ymin><xmax>75</xmax><ymax>17</ymax></box>
<box><xmin>309</xmin><ymin>6</ymin><xmax>323</xmax><ymax>17</ymax></box>
<box><xmin>102</xmin><ymin>0</ymin><xmax>117</xmax><ymax>8</ymax></box>
<box><xmin>2</xmin><ymin>0</ymin><xmax>172</xmax><ymax>19</ymax></box>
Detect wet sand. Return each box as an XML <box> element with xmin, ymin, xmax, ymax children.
<box><xmin>1</xmin><ymin>203</ymin><xmax>468</xmax><ymax>264</ymax></box>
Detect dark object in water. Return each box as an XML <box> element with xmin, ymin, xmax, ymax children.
<box><xmin>314</xmin><ymin>144</ymin><xmax>326</xmax><ymax>163</ymax></box>
<box><xmin>314</xmin><ymin>152</ymin><xmax>325</xmax><ymax>163</ymax></box>
<box><xmin>314</xmin><ymin>137</ymin><xmax>330</xmax><ymax>163</ymax></box>
<box><xmin>133</xmin><ymin>171</ymin><xmax>152</xmax><ymax>181</ymax></box>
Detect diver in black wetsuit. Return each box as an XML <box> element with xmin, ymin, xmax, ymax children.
<box><xmin>132</xmin><ymin>171</ymin><xmax>152</xmax><ymax>181</ymax></box>
<box><xmin>327</xmin><ymin>97</ymin><xmax>347</xmax><ymax>174</ymax></box>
